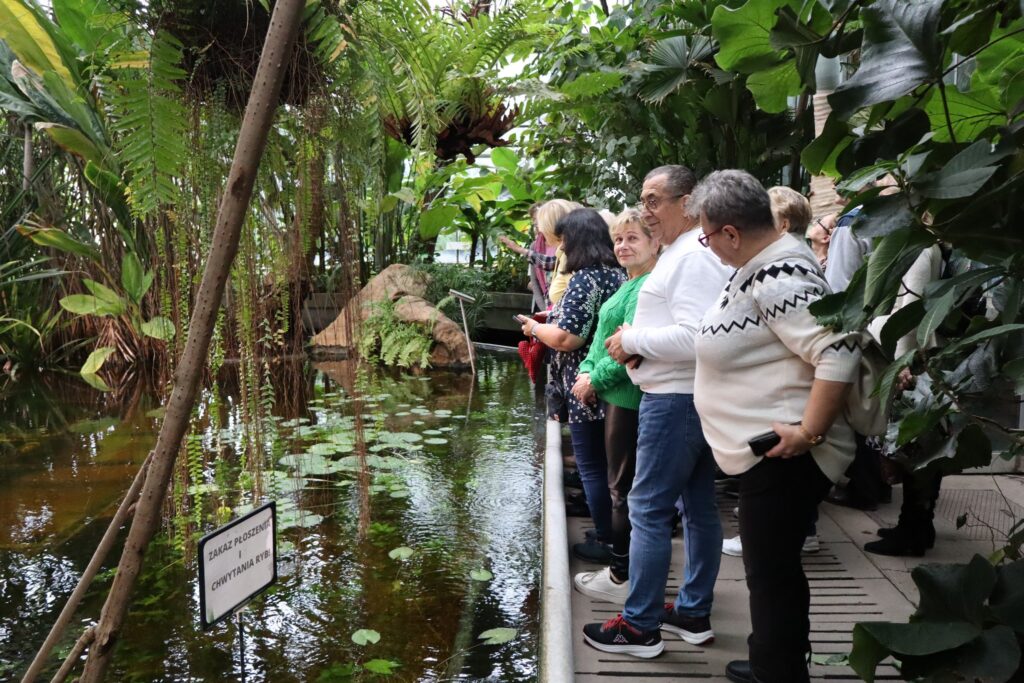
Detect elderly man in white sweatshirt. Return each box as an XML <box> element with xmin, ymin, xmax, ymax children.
<box><xmin>581</xmin><ymin>165</ymin><xmax>731</xmax><ymax>658</ymax></box>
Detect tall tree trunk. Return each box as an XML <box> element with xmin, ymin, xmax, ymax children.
<box><xmin>77</xmin><ymin>2</ymin><xmax>306</xmax><ymax>680</ymax></box>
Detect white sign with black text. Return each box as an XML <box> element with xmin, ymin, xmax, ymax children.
<box><xmin>198</xmin><ymin>502</ymin><xmax>277</xmax><ymax>628</ymax></box>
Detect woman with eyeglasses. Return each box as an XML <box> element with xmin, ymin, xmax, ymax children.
<box><xmin>690</xmin><ymin>170</ymin><xmax>861</xmax><ymax>683</ymax></box>
<box><xmin>806</xmin><ymin>214</ymin><xmax>836</xmax><ymax>270</ymax></box>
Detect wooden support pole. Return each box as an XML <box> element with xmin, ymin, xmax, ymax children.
<box><xmin>75</xmin><ymin>2</ymin><xmax>307</xmax><ymax>679</ymax></box>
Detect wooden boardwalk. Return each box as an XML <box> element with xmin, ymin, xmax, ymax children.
<box><xmin>550</xmin><ymin>450</ymin><xmax>1024</xmax><ymax>681</ymax></box>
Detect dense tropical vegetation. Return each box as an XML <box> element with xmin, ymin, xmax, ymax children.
<box><xmin>3</xmin><ymin>0</ymin><xmax>1024</xmax><ymax>679</ymax></box>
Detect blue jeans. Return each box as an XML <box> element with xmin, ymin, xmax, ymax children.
<box><xmin>623</xmin><ymin>393</ymin><xmax>722</xmax><ymax>629</ymax></box>
<box><xmin>569</xmin><ymin>419</ymin><xmax>611</xmax><ymax>542</ymax></box>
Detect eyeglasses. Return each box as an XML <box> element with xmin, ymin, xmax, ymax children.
<box><xmin>638</xmin><ymin>193</ymin><xmax>683</xmax><ymax>212</ymax></box>
<box><xmin>698</xmin><ymin>225</ymin><xmax>726</xmax><ymax>248</ymax></box>
<box><xmin>815</xmin><ymin>217</ymin><xmax>834</xmax><ymax>235</ymax></box>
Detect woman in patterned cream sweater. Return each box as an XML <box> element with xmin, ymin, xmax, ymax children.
<box><xmin>689</xmin><ymin>171</ymin><xmax>861</xmax><ymax>683</ymax></box>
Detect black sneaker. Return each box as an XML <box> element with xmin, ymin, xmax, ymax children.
<box><xmin>583</xmin><ymin>614</ymin><xmax>664</xmax><ymax>658</ymax></box>
<box><xmin>660</xmin><ymin>604</ymin><xmax>714</xmax><ymax>645</ymax></box>
<box><xmin>573</xmin><ymin>538</ymin><xmax>612</xmax><ymax>564</ymax></box>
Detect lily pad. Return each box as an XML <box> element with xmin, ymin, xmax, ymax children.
<box><xmin>363</xmin><ymin>659</ymin><xmax>399</xmax><ymax>675</ymax></box>
<box><xmin>351</xmin><ymin>628</ymin><xmax>381</xmax><ymax>645</ymax></box>
<box><xmin>388</xmin><ymin>546</ymin><xmax>414</xmax><ymax>561</ymax></box>
<box><xmin>277</xmin><ymin>510</ymin><xmax>325</xmax><ymax>530</ymax></box>
<box><xmin>423</xmin><ymin>438</ymin><xmax>448</xmax><ymax>445</ymax></box>
<box><xmin>422</xmin><ymin>429</ymin><xmax>443</xmax><ymax>436</ymax></box>
<box><xmin>480</xmin><ymin>435</ymin><xmax>496</xmax><ymax>441</ymax></box>
<box><xmin>478</xmin><ymin>627</ymin><xmax>517</xmax><ymax>645</ymax></box>
<box><xmin>389</xmin><ymin>489</ymin><xmax>410</xmax><ymax>498</ymax></box>
<box><xmin>470</xmin><ymin>569</ymin><xmax>493</xmax><ymax>582</ymax></box>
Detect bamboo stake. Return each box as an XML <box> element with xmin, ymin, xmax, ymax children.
<box><xmin>21</xmin><ymin>453</ymin><xmax>152</xmax><ymax>683</ymax></box>
<box><xmin>76</xmin><ymin>2</ymin><xmax>306</xmax><ymax>679</ymax></box>
<box><xmin>49</xmin><ymin>627</ymin><xmax>94</xmax><ymax>683</ymax></box>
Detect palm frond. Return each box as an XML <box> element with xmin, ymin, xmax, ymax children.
<box><xmin>637</xmin><ymin>35</ymin><xmax>715</xmax><ymax>105</ymax></box>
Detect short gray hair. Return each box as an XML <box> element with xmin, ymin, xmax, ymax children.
<box><xmin>644</xmin><ymin>165</ymin><xmax>697</xmax><ymax>196</ymax></box>
<box><xmin>688</xmin><ymin>170</ymin><xmax>774</xmax><ymax>233</ymax></box>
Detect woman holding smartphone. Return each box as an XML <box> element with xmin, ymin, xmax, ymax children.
<box><xmin>519</xmin><ymin>209</ymin><xmax>625</xmax><ymax>559</ymax></box>
<box><xmin>689</xmin><ymin>171</ymin><xmax>861</xmax><ymax>683</ymax></box>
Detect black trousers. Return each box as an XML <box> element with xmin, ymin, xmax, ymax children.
<box><xmin>739</xmin><ymin>455</ymin><xmax>831</xmax><ymax>683</ymax></box>
<box><xmin>844</xmin><ymin>432</ymin><xmax>890</xmax><ymax>505</ymax></box>
<box><xmin>605</xmin><ymin>403</ymin><xmax>639</xmax><ymax>579</ymax></box>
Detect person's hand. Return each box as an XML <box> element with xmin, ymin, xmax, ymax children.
<box><xmin>520</xmin><ymin>317</ymin><xmax>538</xmax><ymax>338</ymax></box>
<box><xmin>604</xmin><ymin>323</ymin><xmax>631</xmax><ymax>363</ymax></box>
<box><xmin>764</xmin><ymin>422</ymin><xmax>814</xmax><ymax>459</ymax></box>
<box><xmin>499</xmin><ymin>235</ymin><xmax>526</xmax><ymax>255</ymax></box>
<box><xmin>571</xmin><ymin>373</ymin><xmax>597</xmax><ymax>405</ymax></box>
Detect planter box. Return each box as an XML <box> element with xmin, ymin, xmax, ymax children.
<box><xmin>482</xmin><ymin>291</ymin><xmax>535</xmax><ymax>331</ymax></box>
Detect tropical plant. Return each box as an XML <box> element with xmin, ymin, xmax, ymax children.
<box><xmin>515</xmin><ymin>0</ymin><xmax>805</xmax><ymax>206</ymax></box>
<box><xmin>851</xmin><ymin>555</ymin><xmax>1024</xmax><ymax>682</ymax></box>
<box><xmin>357</xmin><ymin>298</ymin><xmax>436</xmax><ymax>369</ymax></box>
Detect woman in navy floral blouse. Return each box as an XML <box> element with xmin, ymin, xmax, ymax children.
<box><xmin>520</xmin><ymin>209</ymin><xmax>626</xmax><ymax>560</ymax></box>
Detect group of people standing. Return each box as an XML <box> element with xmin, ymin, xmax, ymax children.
<box><xmin>505</xmin><ymin>165</ymin><xmax>920</xmax><ymax>683</ymax></box>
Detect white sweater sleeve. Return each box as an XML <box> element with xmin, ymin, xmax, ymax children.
<box><xmin>620</xmin><ymin>252</ymin><xmax>723</xmax><ymax>362</ymax></box>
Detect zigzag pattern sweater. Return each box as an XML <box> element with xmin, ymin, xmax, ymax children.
<box><xmin>694</xmin><ymin>234</ymin><xmax>861</xmax><ymax>482</ymax></box>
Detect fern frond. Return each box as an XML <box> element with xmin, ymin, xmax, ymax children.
<box><xmin>110</xmin><ymin>30</ymin><xmax>188</xmax><ymax>219</ymax></box>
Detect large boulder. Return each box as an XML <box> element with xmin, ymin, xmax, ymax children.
<box><xmin>311</xmin><ymin>264</ymin><xmax>471</xmax><ymax>368</ymax></box>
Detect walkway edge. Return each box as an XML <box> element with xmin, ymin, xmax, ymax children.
<box><xmin>540</xmin><ymin>418</ymin><xmax>574</xmax><ymax>683</ymax></box>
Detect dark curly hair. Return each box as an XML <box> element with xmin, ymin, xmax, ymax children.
<box><xmin>556</xmin><ymin>208</ymin><xmax>619</xmax><ymax>273</ymax></box>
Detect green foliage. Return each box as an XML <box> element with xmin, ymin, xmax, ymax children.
<box><xmin>851</xmin><ymin>555</ymin><xmax>1024</xmax><ymax>682</ymax></box>
<box><xmin>417</xmin><ymin>263</ymin><xmax>508</xmax><ymax>337</ymax></box>
<box><xmin>517</xmin><ymin>1</ymin><xmax>803</xmax><ymax>205</ymax></box>
<box><xmin>358</xmin><ymin>299</ymin><xmax>434</xmax><ymax>369</ymax></box>
<box><xmin>109</xmin><ymin>31</ymin><xmax>188</xmax><ymax>219</ymax></box>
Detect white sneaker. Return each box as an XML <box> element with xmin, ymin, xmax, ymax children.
<box><xmin>574</xmin><ymin>567</ymin><xmax>630</xmax><ymax>604</ymax></box>
<box><xmin>722</xmin><ymin>535</ymin><xmax>743</xmax><ymax>557</ymax></box>
<box><xmin>802</xmin><ymin>535</ymin><xmax>820</xmax><ymax>554</ymax></box>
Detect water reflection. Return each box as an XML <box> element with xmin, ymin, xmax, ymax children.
<box><xmin>0</xmin><ymin>353</ymin><xmax>541</xmax><ymax>682</ymax></box>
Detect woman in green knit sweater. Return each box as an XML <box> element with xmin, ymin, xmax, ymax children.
<box><xmin>570</xmin><ymin>208</ymin><xmax>659</xmax><ymax>601</ymax></box>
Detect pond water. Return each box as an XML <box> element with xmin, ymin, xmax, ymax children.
<box><xmin>0</xmin><ymin>353</ymin><xmax>543</xmax><ymax>682</ymax></box>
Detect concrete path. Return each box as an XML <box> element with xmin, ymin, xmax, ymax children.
<box><xmin>565</xmin><ymin>473</ymin><xmax>1024</xmax><ymax>681</ymax></box>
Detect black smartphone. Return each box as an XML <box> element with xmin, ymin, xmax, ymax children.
<box><xmin>748</xmin><ymin>430</ymin><xmax>781</xmax><ymax>456</ymax></box>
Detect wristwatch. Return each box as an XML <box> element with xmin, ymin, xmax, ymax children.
<box><xmin>798</xmin><ymin>424</ymin><xmax>825</xmax><ymax>446</ymax></box>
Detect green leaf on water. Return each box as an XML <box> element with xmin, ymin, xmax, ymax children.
<box><xmin>478</xmin><ymin>627</ymin><xmax>517</xmax><ymax>645</ymax></box>
<box><xmin>424</xmin><ymin>438</ymin><xmax>448</xmax><ymax>445</ymax></box>
<box><xmin>470</xmin><ymin>569</ymin><xmax>493</xmax><ymax>582</ymax></box>
<box><xmin>388</xmin><ymin>546</ymin><xmax>414</xmax><ymax>561</ymax></box>
<box><xmin>362</xmin><ymin>659</ymin><xmax>399</xmax><ymax>675</ymax></box>
<box><xmin>351</xmin><ymin>629</ymin><xmax>381</xmax><ymax>645</ymax></box>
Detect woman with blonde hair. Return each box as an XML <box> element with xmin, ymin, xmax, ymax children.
<box><xmin>571</xmin><ymin>208</ymin><xmax>660</xmax><ymax>591</ymax></box>
<box><xmin>536</xmin><ymin>199</ymin><xmax>584</xmax><ymax>305</ymax></box>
